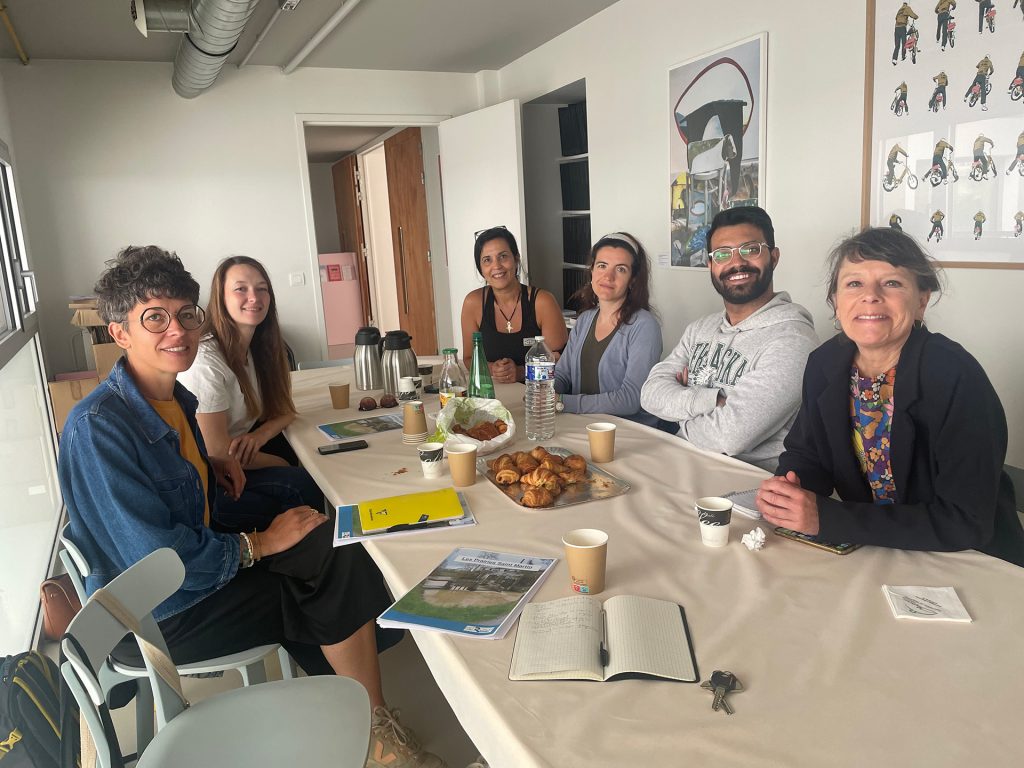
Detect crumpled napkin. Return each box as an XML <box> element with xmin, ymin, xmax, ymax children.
<box><xmin>741</xmin><ymin>526</ymin><xmax>766</xmax><ymax>552</ymax></box>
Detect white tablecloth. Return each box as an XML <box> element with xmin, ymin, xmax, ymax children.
<box><xmin>286</xmin><ymin>368</ymin><xmax>1024</xmax><ymax>767</ymax></box>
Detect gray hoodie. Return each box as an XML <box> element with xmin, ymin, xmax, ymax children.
<box><xmin>640</xmin><ymin>292</ymin><xmax>818</xmax><ymax>471</ymax></box>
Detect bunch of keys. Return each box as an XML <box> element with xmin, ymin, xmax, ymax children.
<box><xmin>700</xmin><ymin>670</ymin><xmax>743</xmax><ymax>714</ymax></box>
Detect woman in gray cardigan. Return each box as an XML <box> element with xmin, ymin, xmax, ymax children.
<box><xmin>554</xmin><ymin>232</ymin><xmax>663</xmax><ymax>428</ymax></box>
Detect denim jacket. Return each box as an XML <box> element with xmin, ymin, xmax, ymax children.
<box><xmin>57</xmin><ymin>357</ymin><xmax>239</xmax><ymax>620</ymax></box>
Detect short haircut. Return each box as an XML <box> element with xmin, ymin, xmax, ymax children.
<box><xmin>473</xmin><ymin>226</ymin><xmax>520</xmax><ymax>275</ymax></box>
<box><xmin>706</xmin><ymin>206</ymin><xmax>776</xmax><ymax>250</ymax></box>
<box><xmin>95</xmin><ymin>245</ymin><xmax>199</xmax><ymax>324</ymax></box>
<box><xmin>825</xmin><ymin>227</ymin><xmax>943</xmax><ymax>313</ymax></box>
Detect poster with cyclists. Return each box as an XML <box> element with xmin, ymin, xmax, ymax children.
<box><xmin>869</xmin><ymin>0</ymin><xmax>1023</xmax><ymax>266</ymax></box>
<box><xmin>668</xmin><ymin>34</ymin><xmax>766</xmax><ymax>268</ymax></box>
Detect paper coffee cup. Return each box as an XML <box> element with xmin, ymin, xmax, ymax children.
<box><xmin>447</xmin><ymin>443</ymin><xmax>478</xmax><ymax>487</ymax></box>
<box><xmin>329</xmin><ymin>383</ymin><xmax>350</xmax><ymax>409</ymax></box>
<box><xmin>403</xmin><ymin>400</ymin><xmax>428</xmax><ymax>436</ymax></box>
<box><xmin>562</xmin><ymin>528</ymin><xmax>608</xmax><ymax>595</ymax></box>
<box><xmin>586</xmin><ymin>422</ymin><xmax>616</xmax><ymax>463</ymax></box>
<box><xmin>696</xmin><ymin>496</ymin><xmax>732</xmax><ymax>548</ymax></box>
<box><xmin>398</xmin><ymin>377</ymin><xmax>417</xmax><ymax>401</ymax></box>
<box><xmin>417</xmin><ymin>442</ymin><xmax>445</xmax><ymax>479</ymax></box>
<box><xmin>412</xmin><ymin>375</ymin><xmax>423</xmax><ymax>399</ymax></box>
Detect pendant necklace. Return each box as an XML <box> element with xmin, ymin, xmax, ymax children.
<box><xmin>496</xmin><ymin>289</ymin><xmax>521</xmax><ymax>333</ymax></box>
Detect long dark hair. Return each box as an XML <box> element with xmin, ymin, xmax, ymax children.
<box><xmin>205</xmin><ymin>256</ymin><xmax>295</xmax><ymax>421</ymax></box>
<box><xmin>572</xmin><ymin>232</ymin><xmax>653</xmax><ymax>326</ymax></box>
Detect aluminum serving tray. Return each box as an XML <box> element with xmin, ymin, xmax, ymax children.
<box><xmin>475</xmin><ymin>445</ymin><xmax>630</xmax><ymax>509</ymax></box>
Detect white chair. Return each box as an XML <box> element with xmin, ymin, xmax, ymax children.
<box><xmin>58</xmin><ymin>525</ymin><xmax>294</xmax><ymax>755</ymax></box>
<box><xmin>62</xmin><ymin>548</ymin><xmax>371</xmax><ymax>768</ymax></box>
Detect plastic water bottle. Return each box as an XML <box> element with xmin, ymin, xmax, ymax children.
<box><xmin>525</xmin><ymin>336</ymin><xmax>556</xmax><ymax>441</ymax></box>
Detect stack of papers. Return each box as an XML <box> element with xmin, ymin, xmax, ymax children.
<box><xmin>882</xmin><ymin>585</ymin><xmax>972</xmax><ymax>622</ymax></box>
<box><xmin>723</xmin><ymin>489</ymin><xmax>760</xmax><ymax>519</ymax></box>
<box><xmin>334</xmin><ymin>488</ymin><xmax>476</xmax><ymax>546</ymax></box>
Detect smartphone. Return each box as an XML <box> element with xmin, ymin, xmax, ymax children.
<box><xmin>773</xmin><ymin>527</ymin><xmax>862</xmax><ymax>555</ymax></box>
<box><xmin>318</xmin><ymin>440</ymin><xmax>369</xmax><ymax>455</ymax></box>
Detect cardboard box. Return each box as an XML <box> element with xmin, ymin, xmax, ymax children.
<box><xmin>92</xmin><ymin>342</ymin><xmax>122</xmax><ymax>379</ymax></box>
<box><xmin>49</xmin><ymin>376</ymin><xmax>100</xmax><ymax>433</ymax></box>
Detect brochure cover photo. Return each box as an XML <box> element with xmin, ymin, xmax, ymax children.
<box><xmin>378</xmin><ymin>548</ymin><xmax>557</xmax><ymax>639</ymax></box>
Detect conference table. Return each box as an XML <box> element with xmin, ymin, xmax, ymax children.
<box><xmin>285</xmin><ymin>367</ymin><xmax>1024</xmax><ymax>767</ymax></box>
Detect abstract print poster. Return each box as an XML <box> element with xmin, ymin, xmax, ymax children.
<box><xmin>668</xmin><ymin>34</ymin><xmax>767</xmax><ymax>268</ymax></box>
<box><xmin>870</xmin><ymin>0</ymin><xmax>1024</xmax><ymax>265</ymax></box>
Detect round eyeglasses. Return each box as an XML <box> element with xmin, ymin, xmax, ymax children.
<box><xmin>709</xmin><ymin>241</ymin><xmax>769</xmax><ymax>265</ymax></box>
<box><xmin>137</xmin><ymin>305</ymin><xmax>205</xmax><ymax>334</ymax></box>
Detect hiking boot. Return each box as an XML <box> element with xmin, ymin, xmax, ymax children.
<box><xmin>367</xmin><ymin>706</ymin><xmax>446</xmax><ymax>768</ymax></box>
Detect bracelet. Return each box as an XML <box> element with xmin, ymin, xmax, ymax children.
<box><xmin>239</xmin><ymin>532</ymin><xmax>254</xmax><ymax>569</ymax></box>
<box><xmin>250</xmin><ymin>530</ymin><xmax>262</xmax><ymax>562</ymax></box>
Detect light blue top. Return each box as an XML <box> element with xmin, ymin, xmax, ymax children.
<box><xmin>553</xmin><ymin>307</ymin><xmax>663</xmax><ymax>428</ymax></box>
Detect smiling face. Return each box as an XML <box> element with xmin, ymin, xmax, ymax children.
<box><xmin>708</xmin><ymin>222</ymin><xmax>778</xmax><ymax>306</ymax></box>
<box><xmin>833</xmin><ymin>257</ymin><xmax>930</xmax><ymax>365</ymax></box>
<box><xmin>109</xmin><ymin>296</ymin><xmax>202</xmax><ymax>396</ymax></box>
<box><xmin>223</xmin><ymin>263</ymin><xmax>271</xmax><ymax>330</ymax></box>
<box><xmin>590</xmin><ymin>246</ymin><xmax>634</xmax><ymax>304</ymax></box>
<box><xmin>478</xmin><ymin>237</ymin><xmax>519</xmax><ymax>289</ymax></box>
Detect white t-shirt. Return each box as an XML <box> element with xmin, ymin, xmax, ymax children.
<box><xmin>177</xmin><ymin>338</ymin><xmax>261</xmax><ymax>438</ymax></box>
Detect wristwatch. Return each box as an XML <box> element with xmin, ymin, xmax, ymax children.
<box><xmin>555</xmin><ymin>395</ymin><xmax>565</xmax><ymax>413</ymax></box>
<box><xmin>239</xmin><ymin>533</ymin><xmax>254</xmax><ymax>569</ymax></box>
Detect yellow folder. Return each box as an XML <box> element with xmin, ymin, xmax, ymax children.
<box><xmin>358</xmin><ymin>488</ymin><xmax>466</xmax><ymax>534</ymax></box>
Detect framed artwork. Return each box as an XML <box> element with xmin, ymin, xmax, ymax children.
<box><xmin>865</xmin><ymin>0</ymin><xmax>1024</xmax><ymax>268</ymax></box>
<box><xmin>668</xmin><ymin>33</ymin><xmax>767</xmax><ymax>268</ymax></box>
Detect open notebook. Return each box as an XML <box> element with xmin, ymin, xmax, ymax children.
<box><xmin>509</xmin><ymin>595</ymin><xmax>698</xmax><ymax>683</ymax></box>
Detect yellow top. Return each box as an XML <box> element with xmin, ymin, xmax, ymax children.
<box><xmin>974</xmin><ymin>135</ymin><xmax>993</xmax><ymax>152</ymax></box>
<box><xmin>934</xmin><ymin>140</ymin><xmax>952</xmax><ymax>156</ymax></box>
<box><xmin>931</xmin><ymin>211</ymin><xmax>945</xmax><ymax>223</ymax></box>
<box><xmin>933</xmin><ymin>72</ymin><xmax>948</xmax><ymax>86</ymax></box>
<box><xmin>934</xmin><ymin>0</ymin><xmax>956</xmax><ymax>14</ymax></box>
<box><xmin>148</xmin><ymin>398</ymin><xmax>211</xmax><ymax>527</ymax></box>
<box><xmin>974</xmin><ymin>212</ymin><xmax>986</xmax><ymax>224</ymax></box>
<box><xmin>976</xmin><ymin>58</ymin><xmax>993</xmax><ymax>76</ymax></box>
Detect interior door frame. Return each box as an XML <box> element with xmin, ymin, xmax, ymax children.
<box><xmin>294</xmin><ymin>113</ymin><xmax>451</xmax><ymax>362</ymax></box>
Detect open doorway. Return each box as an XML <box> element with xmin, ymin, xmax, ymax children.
<box><xmin>302</xmin><ymin>122</ymin><xmax>451</xmax><ymax>361</ymax></box>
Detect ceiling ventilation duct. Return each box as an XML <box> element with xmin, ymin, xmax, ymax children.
<box><xmin>171</xmin><ymin>0</ymin><xmax>261</xmax><ymax>98</ymax></box>
<box><xmin>131</xmin><ymin>0</ymin><xmax>191</xmax><ymax>37</ymax></box>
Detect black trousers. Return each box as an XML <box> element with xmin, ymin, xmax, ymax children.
<box><xmin>893</xmin><ymin>25</ymin><xmax>907</xmax><ymax>60</ymax></box>
<box><xmin>937</xmin><ymin>12</ymin><xmax>949</xmax><ymax>45</ymax></box>
<box><xmin>116</xmin><ymin>523</ymin><xmax>400</xmax><ymax>676</ymax></box>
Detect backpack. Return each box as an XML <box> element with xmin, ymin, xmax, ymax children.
<box><xmin>0</xmin><ymin>652</ymin><xmax>62</xmax><ymax>767</ymax></box>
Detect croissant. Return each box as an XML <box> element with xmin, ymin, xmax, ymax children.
<box><xmin>495</xmin><ymin>468</ymin><xmax>521</xmax><ymax>485</ymax></box>
<box><xmin>515</xmin><ymin>456</ymin><xmax>539</xmax><ymax>473</ymax></box>
<box><xmin>563</xmin><ymin>455</ymin><xmax>587</xmax><ymax>471</ymax></box>
<box><xmin>558</xmin><ymin>469</ymin><xmax>586</xmax><ymax>485</ymax></box>
<box><xmin>540</xmin><ymin>456</ymin><xmax>565</xmax><ymax>472</ymax></box>
<box><xmin>521</xmin><ymin>467</ymin><xmax>562</xmax><ymax>493</ymax></box>
<box><xmin>529</xmin><ymin>446</ymin><xmax>550</xmax><ymax>461</ymax></box>
<box><xmin>511</xmin><ymin>451</ymin><xmax>530</xmax><ymax>463</ymax></box>
<box><xmin>522</xmin><ymin>487</ymin><xmax>556</xmax><ymax>508</ymax></box>
<box><xmin>490</xmin><ymin>454</ymin><xmax>515</xmax><ymax>472</ymax></box>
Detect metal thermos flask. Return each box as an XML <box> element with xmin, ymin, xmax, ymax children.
<box><xmin>353</xmin><ymin>326</ymin><xmax>383</xmax><ymax>391</ymax></box>
<box><xmin>381</xmin><ymin>330</ymin><xmax>418</xmax><ymax>395</ymax></box>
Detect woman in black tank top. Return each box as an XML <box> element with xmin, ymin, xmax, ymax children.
<box><xmin>459</xmin><ymin>227</ymin><xmax>568</xmax><ymax>383</ymax></box>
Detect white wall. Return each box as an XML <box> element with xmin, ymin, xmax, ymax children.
<box><xmin>496</xmin><ymin>0</ymin><xmax>1024</xmax><ymax>465</ymax></box>
<box><xmin>307</xmin><ymin>162</ymin><xmax>341</xmax><ymax>254</ymax></box>
<box><xmin>0</xmin><ymin>60</ymin><xmax>478</xmax><ymax>370</ymax></box>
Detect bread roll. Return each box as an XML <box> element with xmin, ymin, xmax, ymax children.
<box><xmin>564</xmin><ymin>455</ymin><xmax>587</xmax><ymax>471</ymax></box>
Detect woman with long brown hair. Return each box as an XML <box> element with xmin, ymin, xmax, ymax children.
<box><xmin>178</xmin><ymin>256</ymin><xmax>320</xmax><ymax>530</ymax></box>
<box><xmin>552</xmin><ymin>232</ymin><xmax>663</xmax><ymax>428</ymax></box>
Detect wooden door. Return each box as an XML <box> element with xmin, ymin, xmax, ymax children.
<box><xmin>384</xmin><ymin>127</ymin><xmax>437</xmax><ymax>356</ymax></box>
<box><xmin>437</xmin><ymin>100</ymin><xmax>527</xmax><ymax>347</ymax></box>
<box><xmin>332</xmin><ymin>154</ymin><xmax>371</xmax><ymax>325</ymax></box>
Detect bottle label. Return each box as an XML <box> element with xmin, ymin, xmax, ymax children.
<box><xmin>526</xmin><ymin>362</ymin><xmax>555</xmax><ymax>382</ymax></box>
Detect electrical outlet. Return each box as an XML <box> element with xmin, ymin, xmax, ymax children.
<box><xmin>289</xmin><ymin>272</ymin><xmax>305</xmax><ymax>287</ymax></box>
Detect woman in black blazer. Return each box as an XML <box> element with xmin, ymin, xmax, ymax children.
<box><xmin>757</xmin><ymin>228</ymin><xmax>1024</xmax><ymax>567</ymax></box>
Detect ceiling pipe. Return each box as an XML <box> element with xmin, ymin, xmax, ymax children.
<box><xmin>238</xmin><ymin>5</ymin><xmax>282</xmax><ymax>67</ymax></box>
<box><xmin>282</xmin><ymin>0</ymin><xmax>364</xmax><ymax>75</ymax></box>
<box><xmin>171</xmin><ymin>0</ymin><xmax>261</xmax><ymax>98</ymax></box>
<box><xmin>0</xmin><ymin>3</ymin><xmax>29</xmax><ymax>65</ymax></box>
